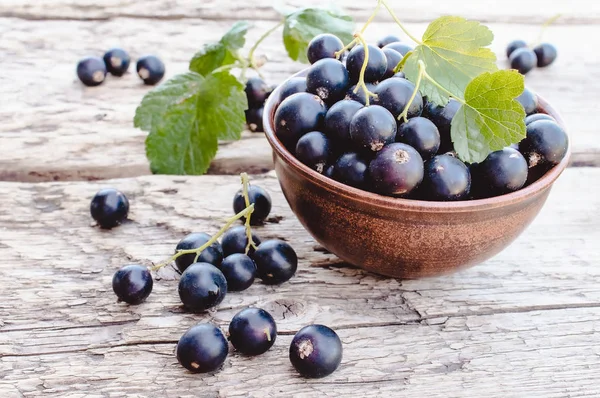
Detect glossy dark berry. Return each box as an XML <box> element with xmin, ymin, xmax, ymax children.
<box><xmin>377</xmin><ymin>35</ymin><xmax>401</xmax><ymax>48</ymax></box>
<box><xmin>228</xmin><ymin>308</ymin><xmax>277</xmax><ymax>355</ymax></box>
<box><xmin>519</xmin><ymin>120</ymin><xmax>568</xmax><ymax>167</ymax></box>
<box><xmin>103</xmin><ymin>48</ymin><xmax>130</xmax><ymax>77</ymax></box>
<box><xmin>368</xmin><ymin>143</ymin><xmax>424</xmax><ymax>197</ymax></box>
<box><xmin>289</xmin><ymin>324</ymin><xmax>343</xmax><ymax>378</ymax></box>
<box><xmin>77</xmin><ymin>56</ymin><xmax>107</xmax><ymax>87</ymax></box>
<box><xmin>509</xmin><ymin>48</ymin><xmax>537</xmax><ymax>75</ymax></box>
<box><xmin>506</xmin><ymin>39</ymin><xmax>528</xmax><ymax>58</ymax></box>
<box><xmin>112</xmin><ymin>264</ymin><xmax>153</xmax><ymax>304</ymax></box>
<box><xmin>245</xmin><ymin>107</ymin><xmax>264</xmax><ymax>133</ymax></box>
<box><xmin>423</xmin><ymin>99</ymin><xmax>461</xmax><ymax>153</ymax></box>
<box><xmin>220</xmin><ymin>254</ymin><xmax>256</xmax><ymax>292</ymax></box>
<box><xmin>533</xmin><ymin>43</ymin><xmax>557</xmax><ymax>67</ymax></box>
<box><xmin>422</xmin><ymin>154</ymin><xmax>471</xmax><ymax>201</ymax></box>
<box><xmin>525</xmin><ymin>113</ymin><xmax>555</xmax><ymax>125</ymax></box>
<box><xmin>350</xmin><ymin>105</ymin><xmax>397</xmax><ymax>152</ymax></box>
<box><xmin>307</xmin><ymin>34</ymin><xmax>344</xmax><ymax>64</ymax></box>
<box><xmin>245</xmin><ymin>77</ymin><xmax>271</xmax><ymax>108</ymax></box>
<box><xmin>516</xmin><ymin>88</ymin><xmax>538</xmax><ymax>115</ymax></box>
<box><xmin>176</xmin><ymin>323</ymin><xmax>228</xmax><ymax>373</ymax></box>
<box><xmin>345</xmin><ymin>83</ymin><xmax>377</xmax><ymax>105</ymax></box>
<box><xmin>136</xmin><ymin>55</ymin><xmax>165</xmax><ymax>85</ymax></box>
<box><xmin>384</xmin><ymin>42</ymin><xmax>414</xmax><ymax>56</ymax></box>
<box><xmin>221</xmin><ymin>225</ymin><xmax>262</xmax><ymax>257</ymax></box>
<box><xmin>296</xmin><ymin>131</ymin><xmax>333</xmax><ymax>174</ymax></box>
<box><xmin>474</xmin><ymin>148</ymin><xmax>528</xmax><ymax>197</ymax></box>
<box><xmin>90</xmin><ymin>188</ymin><xmax>129</xmax><ymax>229</ymax></box>
<box><xmin>174</xmin><ymin>232</ymin><xmax>224</xmax><ymax>272</ymax></box>
<box><xmin>324</xmin><ymin>99</ymin><xmax>364</xmax><ymax>145</ymax></box>
<box><xmin>279</xmin><ymin>77</ymin><xmax>307</xmax><ymax>102</ymax></box>
<box><xmin>345</xmin><ymin>44</ymin><xmax>387</xmax><ymax>84</ymax></box>
<box><xmin>306</xmin><ymin>58</ymin><xmax>349</xmax><ymax>104</ymax></box>
<box><xmin>274</xmin><ymin>92</ymin><xmax>327</xmax><ymax>149</ymax></box>
<box><xmin>253</xmin><ymin>240</ymin><xmax>298</xmax><ymax>285</ymax></box>
<box><xmin>397</xmin><ymin>117</ymin><xmax>440</xmax><ymax>160</ymax></box>
<box><xmin>373</xmin><ymin>77</ymin><xmax>423</xmax><ymax>119</ymax></box>
<box><xmin>394</xmin><ymin>71</ymin><xmax>406</xmax><ymax>79</ymax></box>
<box><xmin>178</xmin><ymin>262</ymin><xmax>228</xmax><ymax>312</ymax></box>
<box><xmin>382</xmin><ymin>48</ymin><xmax>403</xmax><ymax>79</ymax></box>
<box><xmin>333</xmin><ymin>152</ymin><xmax>370</xmax><ymax>189</ymax></box>
<box><xmin>233</xmin><ymin>185</ymin><xmax>272</xmax><ymax>225</ymax></box>
<box><xmin>324</xmin><ymin>164</ymin><xmax>335</xmax><ymax>179</ymax></box>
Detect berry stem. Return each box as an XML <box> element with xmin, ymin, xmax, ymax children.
<box><xmin>240</xmin><ymin>172</ymin><xmax>258</xmax><ymax>254</ymax></box>
<box><xmin>532</xmin><ymin>13</ymin><xmax>561</xmax><ymax>47</ymax></box>
<box><xmin>352</xmin><ymin>32</ymin><xmax>378</xmax><ymax>106</ymax></box>
<box><xmin>360</xmin><ymin>0</ymin><xmax>382</xmax><ymax>34</ymax></box>
<box><xmin>247</xmin><ymin>21</ymin><xmax>284</xmax><ymax>70</ymax></box>
<box><xmin>334</xmin><ymin>38</ymin><xmax>358</xmax><ymax>59</ymax></box>
<box><xmin>380</xmin><ymin>0</ymin><xmax>423</xmax><ymax>45</ymax></box>
<box><xmin>392</xmin><ymin>50</ymin><xmax>413</xmax><ymax>74</ymax></box>
<box><xmin>398</xmin><ymin>60</ymin><xmax>425</xmax><ymax>123</ymax></box>
<box><xmin>264</xmin><ymin>327</ymin><xmax>272</xmax><ymax>342</ymax></box>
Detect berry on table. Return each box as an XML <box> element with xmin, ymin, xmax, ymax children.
<box><xmin>333</xmin><ymin>152</ymin><xmax>370</xmax><ymax>190</ymax></box>
<box><xmin>245</xmin><ymin>107</ymin><xmax>264</xmax><ymax>133</ymax></box>
<box><xmin>509</xmin><ymin>48</ymin><xmax>537</xmax><ymax>75</ymax></box>
<box><xmin>383</xmin><ymin>42</ymin><xmax>414</xmax><ymax>56</ymax></box>
<box><xmin>103</xmin><ymin>48</ymin><xmax>130</xmax><ymax>77</ymax></box>
<box><xmin>252</xmin><ymin>239</ymin><xmax>298</xmax><ymax>285</ymax></box>
<box><xmin>77</xmin><ymin>56</ymin><xmax>107</xmax><ymax>87</ymax></box>
<box><xmin>176</xmin><ymin>323</ymin><xmax>229</xmax><ymax>373</ymax></box>
<box><xmin>136</xmin><ymin>55</ymin><xmax>165</xmax><ymax>85</ymax></box>
<box><xmin>306</xmin><ymin>33</ymin><xmax>344</xmax><ymax>64</ymax></box>
<box><xmin>233</xmin><ymin>184</ymin><xmax>272</xmax><ymax>225</ymax></box>
<box><xmin>472</xmin><ymin>147</ymin><xmax>528</xmax><ymax>197</ymax></box>
<box><xmin>349</xmin><ymin>105</ymin><xmax>397</xmax><ymax>152</ymax></box>
<box><xmin>306</xmin><ymin>58</ymin><xmax>350</xmax><ymax>104</ymax></box>
<box><xmin>368</xmin><ymin>143</ymin><xmax>424</xmax><ymax>197</ymax></box>
<box><xmin>174</xmin><ymin>232</ymin><xmax>224</xmax><ymax>272</ymax></box>
<box><xmin>525</xmin><ymin>113</ymin><xmax>555</xmax><ymax>125</ymax></box>
<box><xmin>423</xmin><ymin>99</ymin><xmax>461</xmax><ymax>153</ymax></box>
<box><xmin>274</xmin><ymin>92</ymin><xmax>328</xmax><ymax>149</ymax></box>
<box><xmin>506</xmin><ymin>39</ymin><xmax>528</xmax><ymax>58</ymax></box>
<box><xmin>421</xmin><ymin>154</ymin><xmax>471</xmax><ymax>201</ymax></box>
<box><xmin>228</xmin><ymin>307</ymin><xmax>277</xmax><ymax>356</ymax></box>
<box><xmin>295</xmin><ymin>131</ymin><xmax>333</xmax><ymax>174</ymax></box>
<box><xmin>178</xmin><ymin>262</ymin><xmax>228</xmax><ymax>312</ymax></box>
<box><xmin>397</xmin><ymin>117</ymin><xmax>440</xmax><ymax>160</ymax></box>
<box><xmin>112</xmin><ymin>264</ymin><xmax>153</xmax><ymax>304</ymax></box>
<box><xmin>533</xmin><ymin>43</ymin><xmax>558</xmax><ymax>67</ymax></box>
<box><xmin>345</xmin><ymin>44</ymin><xmax>387</xmax><ymax>84</ymax></box>
<box><xmin>519</xmin><ymin>120</ymin><xmax>568</xmax><ymax>167</ymax></box>
<box><xmin>245</xmin><ymin>77</ymin><xmax>272</xmax><ymax>108</ymax></box>
<box><xmin>373</xmin><ymin>77</ymin><xmax>423</xmax><ymax>119</ymax></box>
<box><xmin>278</xmin><ymin>77</ymin><xmax>307</xmax><ymax>103</ymax></box>
<box><xmin>289</xmin><ymin>324</ymin><xmax>343</xmax><ymax>378</ymax></box>
<box><xmin>221</xmin><ymin>225</ymin><xmax>262</xmax><ymax>257</ymax></box>
<box><xmin>90</xmin><ymin>188</ymin><xmax>129</xmax><ymax>229</ymax></box>
<box><xmin>382</xmin><ymin>47</ymin><xmax>403</xmax><ymax>79</ymax></box>
<box><xmin>377</xmin><ymin>34</ymin><xmax>401</xmax><ymax>48</ymax></box>
<box><xmin>220</xmin><ymin>253</ymin><xmax>257</xmax><ymax>292</ymax></box>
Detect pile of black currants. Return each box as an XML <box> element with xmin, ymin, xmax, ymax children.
<box><xmin>506</xmin><ymin>40</ymin><xmax>558</xmax><ymax>75</ymax></box>
<box><xmin>272</xmin><ymin>33</ymin><xmax>568</xmax><ymax>201</ymax></box>
<box><xmin>244</xmin><ymin>77</ymin><xmax>277</xmax><ymax>133</ymax></box>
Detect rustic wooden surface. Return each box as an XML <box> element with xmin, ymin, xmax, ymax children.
<box><xmin>1</xmin><ymin>1</ymin><xmax>599</xmax><ymax>396</ymax></box>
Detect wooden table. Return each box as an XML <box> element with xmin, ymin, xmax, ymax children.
<box><xmin>1</xmin><ymin>1</ymin><xmax>599</xmax><ymax>396</ymax></box>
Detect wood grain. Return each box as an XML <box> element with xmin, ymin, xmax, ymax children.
<box><xmin>0</xmin><ymin>168</ymin><xmax>598</xmax><ymax>396</ymax></box>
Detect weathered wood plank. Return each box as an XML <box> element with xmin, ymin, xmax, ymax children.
<box><xmin>1</xmin><ymin>18</ymin><xmax>597</xmax><ymax>182</ymax></box>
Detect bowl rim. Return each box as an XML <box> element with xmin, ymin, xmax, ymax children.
<box><xmin>262</xmin><ymin>68</ymin><xmax>571</xmax><ymax>214</ymax></box>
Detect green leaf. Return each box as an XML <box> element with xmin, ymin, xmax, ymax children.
<box><xmin>404</xmin><ymin>16</ymin><xmax>498</xmax><ymax>105</ymax></box>
<box><xmin>189</xmin><ymin>21</ymin><xmax>250</xmax><ymax>75</ymax></box>
<box><xmin>283</xmin><ymin>7</ymin><xmax>354</xmax><ymax>63</ymax></box>
<box><xmin>451</xmin><ymin>70</ymin><xmax>527</xmax><ymax>164</ymax></box>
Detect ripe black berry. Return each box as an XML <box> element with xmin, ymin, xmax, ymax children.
<box><xmin>307</xmin><ymin>34</ymin><xmax>344</xmax><ymax>64</ymax></box>
<box><xmin>516</xmin><ymin>88</ymin><xmax>538</xmax><ymax>115</ymax></box>
<box><xmin>76</xmin><ymin>56</ymin><xmax>107</xmax><ymax>87</ymax></box>
<box><xmin>383</xmin><ymin>42</ymin><xmax>414</xmax><ymax>56</ymax></box>
<box><xmin>279</xmin><ymin>77</ymin><xmax>307</xmax><ymax>102</ymax></box>
<box><xmin>422</xmin><ymin>154</ymin><xmax>471</xmax><ymax>201</ymax></box>
<box><xmin>228</xmin><ymin>308</ymin><xmax>277</xmax><ymax>356</ymax></box>
<box><xmin>397</xmin><ymin>117</ymin><xmax>440</xmax><ymax>160</ymax></box>
<box><xmin>245</xmin><ymin>107</ymin><xmax>264</xmax><ymax>133</ymax></box>
<box><xmin>349</xmin><ymin>105</ymin><xmax>397</xmax><ymax>152</ymax></box>
<box><xmin>373</xmin><ymin>77</ymin><xmax>423</xmax><ymax>119</ymax></box>
<box><xmin>233</xmin><ymin>185</ymin><xmax>272</xmax><ymax>225</ymax></box>
<box><xmin>274</xmin><ymin>92</ymin><xmax>327</xmax><ymax>149</ymax></box>
<box><xmin>112</xmin><ymin>264</ymin><xmax>153</xmax><ymax>304</ymax></box>
<box><xmin>368</xmin><ymin>143</ymin><xmax>424</xmax><ymax>197</ymax></box>
<box><xmin>377</xmin><ymin>35</ymin><xmax>401</xmax><ymax>48</ymax></box>
<box><xmin>174</xmin><ymin>232</ymin><xmax>224</xmax><ymax>272</ymax></box>
<box><xmin>324</xmin><ymin>164</ymin><xmax>335</xmax><ymax>179</ymax></box>
<box><xmin>245</xmin><ymin>77</ymin><xmax>271</xmax><ymax>108</ymax></box>
<box><xmin>253</xmin><ymin>240</ymin><xmax>298</xmax><ymax>285</ymax></box>
<box><xmin>533</xmin><ymin>43</ymin><xmax>557</xmax><ymax>67</ymax></box>
<box><xmin>295</xmin><ymin>131</ymin><xmax>333</xmax><ymax>174</ymax></box>
<box><xmin>220</xmin><ymin>254</ymin><xmax>256</xmax><ymax>292</ymax></box>
<box><xmin>525</xmin><ymin>113</ymin><xmax>555</xmax><ymax>125</ymax></box>
<box><xmin>345</xmin><ymin>83</ymin><xmax>377</xmax><ymax>105</ymax></box>
<box><xmin>221</xmin><ymin>225</ymin><xmax>262</xmax><ymax>257</ymax></box>
<box><xmin>473</xmin><ymin>147</ymin><xmax>528</xmax><ymax>197</ymax></box>
<box><xmin>136</xmin><ymin>55</ymin><xmax>165</xmax><ymax>85</ymax></box>
<box><xmin>382</xmin><ymin>48</ymin><xmax>403</xmax><ymax>79</ymax></box>
<box><xmin>289</xmin><ymin>324</ymin><xmax>343</xmax><ymax>378</ymax></box>
<box><xmin>423</xmin><ymin>98</ymin><xmax>461</xmax><ymax>153</ymax></box>
<box><xmin>506</xmin><ymin>39</ymin><xmax>527</xmax><ymax>58</ymax></box>
<box><xmin>103</xmin><ymin>48</ymin><xmax>130</xmax><ymax>77</ymax></box>
<box><xmin>176</xmin><ymin>323</ymin><xmax>228</xmax><ymax>373</ymax></box>
<box><xmin>333</xmin><ymin>152</ymin><xmax>370</xmax><ymax>189</ymax></box>
<box><xmin>509</xmin><ymin>48</ymin><xmax>537</xmax><ymax>75</ymax></box>
<box><xmin>345</xmin><ymin>44</ymin><xmax>387</xmax><ymax>84</ymax></box>
<box><xmin>306</xmin><ymin>58</ymin><xmax>350</xmax><ymax>104</ymax></box>
<box><xmin>90</xmin><ymin>188</ymin><xmax>129</xmax><ymax>229</ymax></box>
<box><xmin>519</xmin><ymin>120</ymin><xmax>568</xmax><ymax>167</ymax></box>
<box><xmin>178</xmin><ymin>262</ymin><xmax>228</xmax><ymax>312</ymax></box>
<box><xmin>324</xmin><ymin>99</ymin><xmax>364</xmax><ymax>146</ymax></box>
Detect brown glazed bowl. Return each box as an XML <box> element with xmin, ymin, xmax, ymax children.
<box><xmin>262</xmin><ymin>70</ymin><xmax>571</xmax><ymax>279</ymax></box>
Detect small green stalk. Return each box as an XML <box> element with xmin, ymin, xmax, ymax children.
<box><xmin>353</xmin><ymin>33</ymin><xmax>378</xmax><ymax>106</ymax></box>
<box><xmin>393</xmin><ymin>50</ymin><xmax>413</xmax><ymax>74</ymax></box>
<box><xmin>240</xmin><ymin>172</ymin><xmax>258</xmax><ymax>254</ymax></box>
<box><xmin>380</xmin><ymin>0</ymin><xmax>423</xmax><ymax>45</ymax></box>
<box><xmin>247</xmin><ymin>21</ymin><xmax>284</xmax><ymax>69</ymax></box>
<box><xmin>531</xmin><ymin>13</ymin><xmax>562</xmax><ymax>47</ymax></box>
<box><xmin>398</xmin><ymin>60</ymin><xmax>425</xmax><ymax>123</ymax></box>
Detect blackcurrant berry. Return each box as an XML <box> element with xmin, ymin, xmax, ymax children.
<box><xmin>307</xmin><ymin>34</ymin><xmax>344</xmax><ymax>64</ymax></box>
<box><xmin>383</xmin><ymin>42</ymin><xmax>414</xmax><ymax>56</ymax></box>
<box><xmin>516</xmin><ymin>88</ymin><xmax>538</xmax><ymax>115</ymax></box>
<box><xmin>349</xmin><ymin>105</ymin><xmax>397</xmax><ymax>152</ymax></box>
<box><xmin>90</xmin><ymin>188</ymin><xmax>129</xmax><ymax>229</ymax></box>
<box><xmin>345</xmin><ymin>83</ymin><xmax>377</xmax><ymax>105</ymax></box>
<box><xmin>253</xmin><ymin>240</ymin><xmax>298</xmax><ymax>285</ymax></box>
<box><xmin>397</xmin><ymin>117</ymin><xmax>440</xmax><ymax>160</ymax></box>
<box><xmin>233</xmin><ymin>185</ymin><xmax>272</xmax><ymax>225</ymax></box>
<box><xmin>533</xmin><ymin>43</ymin><xmax>557</xmax><ymax>67</ymax></box>
<box><xmin>324</xmin><ymin>164</ymin><xmax>335</xmax><ymax>179</ymax></box>
<box><xmin>382</xmin><ymin>48</ymin><xmax>403</xmax><ymax>79</ymax></box>
<box><xmin>228</xmin><ymin>307</ymin><xmax>277</xmax><ymax>356</ymax></box>
<box><xmin>274</xmin><ymin>92</ymin><xmax>327</xmax><ymax>149</ymax></box>
<box><xmin>136</xmin><ymin>55</ymin><xmax>165</xmax><ymax>85</ymax></box>
<box><xmin>519</xmin><ymin>120</ymin><xmax>568</xmax><ymax>167</ymax></box>
<box><xmin>345</xmin><ymin>44</ymin><xmax>387</xmax><ymax>84</ymax></box>
<box><xmin>377</xmin><ymin>35</ymin><xmax>401</xmax><ymax>48</ymax></box>
<box><xmin>176</xmin><ymin>323</ymin><xmax>228</xmax><ymax>373</ymax></box>
<box><xmin>174</xmin><ymin>232</ymin><xmax>224</xmax><ymax>272</ymax></box>
<box><xmin>289</xmin><ymin>324</ymin><xmax>343</xmax><ymax>378</ymax></box>
<box><xmin>373</xmin><ymin>77</ymin><xmax>423</xmax><ymax>119</ymax></box>
<box><xmin>422</xmin><ymin>154</ymin><xmax>471</xmax><ymax>201</ymax></box>
<box><xmin>220</xmin><ymin>254</ymin><xmax>256</xmax><ymax>292</ymax></box>
<box><xmin>306</xmin><ymin>58</ymin><xmax>350</xmax><ymax>104</ymax></box>
<box><xmin>474</xmin><ymin>147</ymin><xmax>528</xmax><ymax>197</ymax></box>
<box><xmin>103</xmin><ymin>48</ymin><xmax>130</xmax><ymax>77</ymax></box>
<box><xmin>245</xmin><ymin>107</ymin><xmax>264</xmax><ymax>133</ymax></box>
<box><xmin>112</xmin><ymin>264</ymin><xmax>153</xmax><ymax>305</ymax></box>
<box><xmin>324</xmin><ymin>99</ymin><xmax>364</xmax><ymax>146</ymax></box>
<box><xmin>178</xmin><ymin>262</ymin><xmax>228</xmax><ymax>312</ymax></box>
<box><xmin>423</xmin><ymin>98</ymin><xmax>461</xmax><ymax>153</ymax></box>
<box><xmin>295</xmin><ymin>131</ymin><xmax>333</xmax><ymax>174</ymax></box>
<box><xmin>394</xmin><ymin>71</ymin><xmax>406</xmax><ymax>79</ymax></box>
<box><xmin>333</xmin><ymin>152</ymin><xmax>370</xmax><ymax>189</ymax></box>
<box><xmin>279</xmin><ymin>77</ymin><xmax>307</xmax><ymax>103</ymax></box>
<box><xmin>506</xmin><ymin>39</ymin><xmax>527</xmax><ymax>58</ymax></box>
<box><xmin>509</xmin><ymin>48</ymin><xmax>537</xmax><ymax>75</ymax></box>
<box><xmin>525</xmin><ymin>113</ymin><xmax>555</xmax><ymax>125</ymax></box>
<box><xmin>368</xmin><ymin>143</ymin><xmax>424</xmax><ymax>197</ymax></box>
<box><xmin>245</xmin><ymin>77</ymin><xmax>271</xmax><ymax>108</ymax></box>
<box><xmin>76</xmin><ymin>56</ymin><xmax>107</xmax><ymax>87</ymax></box>
<box><xmin>221</xmin><ymin>225</ymin><xmax>262</xmax><ymax>257</ymax></box>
